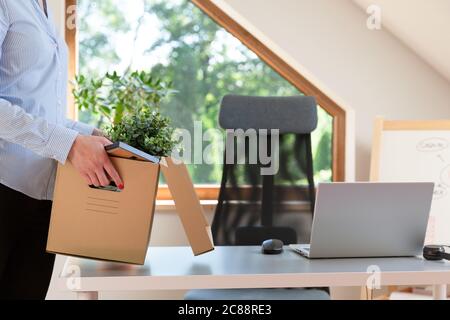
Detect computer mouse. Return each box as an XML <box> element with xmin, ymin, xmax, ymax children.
<box><xmin>261</xmin><ymin>239</ymin><xmax>284</xmax><ymax>255</ymax></box>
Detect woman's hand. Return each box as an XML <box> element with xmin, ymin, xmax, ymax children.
<box><xmin>68</xmin><ymin>135</ymin><xmax>124</xmax><ymax>189</ymax></box>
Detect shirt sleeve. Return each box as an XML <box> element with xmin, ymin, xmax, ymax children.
<box><xmin>64</xmin><ymin>118</ymin><xmax>95</xmax><ymax>136</ymax></box>
<box><xmin>0</xmin><ymin>100</ymin><xmax>80</xmax><ymax>164</ymax></box>
<box><xmin>0</xmin><ymin>1</ymin><xmax>79</xmax><ymax>164</ymax></box>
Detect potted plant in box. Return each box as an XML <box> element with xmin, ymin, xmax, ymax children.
<box><xmin>73</xmin><ymin>70</ymin><xmax>177</xmax><ymax>157</ymax></box>
<box><xmin>71</xmin><ymin>71</ymin><xmax>215</xmax><ymax>256</ymax></box>
<box><xmin>73</xmin><ymin>71</ymin><xmax>214</xmax><ymax>255</ymax></box>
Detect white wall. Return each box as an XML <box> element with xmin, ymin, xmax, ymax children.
<box><xmin>354</xmin><ymin>0</ymin><xmax>450</xmax><ymax>83</ymax></box>
<box><xmin>213</xmin><ymin>0</ymin><xmax>450</xmax><ymax>181</ymax></box>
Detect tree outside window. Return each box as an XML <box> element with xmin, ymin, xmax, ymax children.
<box><xmin>77</xmin><ymin>0</ymin><xmax>332</xmax><ymax>184</ymax></box>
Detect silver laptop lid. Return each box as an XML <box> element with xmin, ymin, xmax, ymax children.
<box><xmin>309</xmin><ymin>182</ymin><xmax>434</xmax><ymax>258</ymax></box>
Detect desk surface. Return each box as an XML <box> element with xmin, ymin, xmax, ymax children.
<box><xmin>59</xmin><ymin>246</ymin><xmax>450</xmax><ymax>291</ymax></box>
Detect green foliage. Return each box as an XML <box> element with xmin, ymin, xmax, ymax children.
<box><xmin>315</xmin><ymin>129</ymin><xmax>332</xmax><ymax>172</ymax></box>
<box><xmin>107</xmin><ymin>109</ymin><xmax>176</xmax><ymax>157</ymax></box>
<box><xmin>73</xmin><ymin>70</ymin><xmax>176</xmax><ymax>157</ymax></box>
<box><xmin>74</xmin><ymin>71</ymin><xmax>175</xmax><ymax>125</ymax></box>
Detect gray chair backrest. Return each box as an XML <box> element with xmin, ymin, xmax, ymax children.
<box><xmin>219</xmin><ymin>95</ymin><xmax>318</xmax><ymax>134</ymax></box>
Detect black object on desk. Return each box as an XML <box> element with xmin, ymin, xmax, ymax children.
<box><xmin>423</xmin><ymin>245</ymin><xmax>450</xmax><ymax>261</ymax></box>
<box><xmin>261</xmin><ymin>239</ymin><xmax>284</xmax><ymax>255</ymax></box>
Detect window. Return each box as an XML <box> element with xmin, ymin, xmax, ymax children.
<box><xmin>69</xmin><ymin>0</ymin><xmax>345</xmax><ymax>197</ymax></box>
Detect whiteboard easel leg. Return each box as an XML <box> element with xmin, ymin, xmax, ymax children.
<box><xmin>433</xmin><ymin>285</ymin><xmax>447</xmax><ymax>300</ymax></box>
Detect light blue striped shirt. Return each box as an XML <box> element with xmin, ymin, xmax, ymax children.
<box><xmin>0</xmin><ymin>0</ymin><xmax>94</xmax><ymax>200</ymax></box>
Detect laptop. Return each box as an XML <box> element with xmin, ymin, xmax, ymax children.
<box><xmin>290</xmin><ymin>182</ymin><xmax>434</xmax><ymax>259</ymax></box>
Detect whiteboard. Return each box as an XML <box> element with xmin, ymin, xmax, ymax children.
<box><xmin>378</xmin><ymin>130</ymin><xmax>450</xmax><ymax>245</ymax></box>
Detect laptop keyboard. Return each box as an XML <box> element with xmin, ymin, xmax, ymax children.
<box><xmin>290</xmin><ymin>244</ymin><xmax>310</xmax><ymax>252</ymax></box>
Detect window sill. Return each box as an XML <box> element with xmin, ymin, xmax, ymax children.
<box><xmin>155</xmin><ymin>200</ymin><xmax>218</xmax><ymax>213</ymax></box>
<box><xmin>157</xmin><ymin>185</ymin><xmax>220</xmax><ymax>201</ymax></box>
<box><xmin>155</xmin><ymin>200</ymin><xmax>312</xmax><ymax>213</ymax></box>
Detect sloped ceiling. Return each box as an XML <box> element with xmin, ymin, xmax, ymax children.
<box><xmin>353</xmin><ymin>0</ymin><xmax>450</xmax><ymax>82</ymax></box>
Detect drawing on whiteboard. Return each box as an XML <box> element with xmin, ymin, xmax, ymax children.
<box><xmin>416</xmin><ymin>138</ymin><xmax>450</xmax><ymax>153</ymax></box>
<box><xmin>433</xmin><ymin>183</ymin><xmax>448</xmax><ymax>200</ymax></box>
<box><xmin>375</xmin><ymin>119</ymin><xmax>450</xmax><ymax>245</ymax></box>
<box><xmin>414</xmin><ymin>138</ymin><xmax>450</xmax><ymax>200</ymax></box>
<box><xmin>438</xmin><ymin>154</ymin><xmax>446</xmax><ymax>163</ymax></box>
<box><xmin>440</xmin><ymin>165</ymin><xmax>450</xmax><ymax>188</ymax></box>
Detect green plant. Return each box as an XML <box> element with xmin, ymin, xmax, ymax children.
<box><xmin>73</xmin><ymin>71</ymin><xmax>177</xmax><ymax>156</ymax></box>
<box><xmin>107</xmin><ymin>109</ymin><xmax>176</xmax><ymax>157</ymax></box>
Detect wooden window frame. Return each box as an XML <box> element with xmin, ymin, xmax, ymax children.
<box><xmin>65</xmin><ymin>0</ymin><xmax>346</xmax><ymax>201</ymax></box>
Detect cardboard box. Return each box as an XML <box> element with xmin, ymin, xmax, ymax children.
<box><xmin>47</xmin><ymin>151</ymin><xmax>214</xmax><ymax>265</ymax></box>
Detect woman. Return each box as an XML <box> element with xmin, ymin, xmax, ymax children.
<box><xmin>0</xmin><ymin>0</ymin><xmax>123</xmax><ymax>299</ymax></box>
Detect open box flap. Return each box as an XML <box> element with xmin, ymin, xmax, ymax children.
<box><xmin>161</xmin><ymin>157</ymin><xmax>215</xmax><ymax>256</ymax></box>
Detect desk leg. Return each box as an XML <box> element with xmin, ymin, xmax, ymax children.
<box><xmin>77</xmin><ymin>291</ymin><xmax>99</xmax><ymax>300</ymax></box>
<box><xmin>433</xmin><ymin>285</ymin><xmax>447</xmax><ymax>300</ymax></box>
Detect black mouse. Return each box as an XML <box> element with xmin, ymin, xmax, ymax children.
<box><xmin>261</xmin><ymin>239</ymin><xmax>284</xmax><ymax>255</ymax></box>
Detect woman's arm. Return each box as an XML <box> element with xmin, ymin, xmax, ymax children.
<box><xmin>0</xmin><ymin>1</ymin><xmax>123</xmax><ymax>188</ymax></box>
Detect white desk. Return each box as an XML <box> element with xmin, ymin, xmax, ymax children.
<box><xmin>57</xmin><ymin>246</ymin><xmax>450</xmax><ymax>300</ymax></box>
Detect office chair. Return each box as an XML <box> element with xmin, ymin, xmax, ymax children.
<box><xmin>185</xmin><ymin>95</ymin><xmax>330</xmax><ymax>300</ymax></box>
